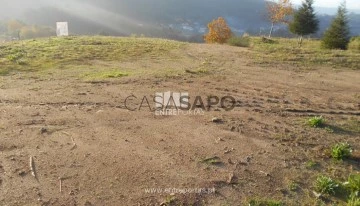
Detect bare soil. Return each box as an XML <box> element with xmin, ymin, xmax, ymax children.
<box><xmin>0</xmin><ymin>44</ymin><xmax>359</xmax><ymax>206</ymax></box>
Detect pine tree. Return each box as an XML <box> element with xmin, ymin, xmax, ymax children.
<box><xmin>321</xmin><ymin>2</ymin><xmax>350</xmax><ymax>50</ymax></box>
<box><xmin>289</xmin><ymin>0</ymin><xmax>319</xmax><ymax>46</ymax></box>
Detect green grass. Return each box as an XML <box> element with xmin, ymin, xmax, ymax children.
<box><xmin>1</xmin><ymin>36</ymin><xmax>359</xmax><ymax>79</ymax></box>
<box><xmin>0</xmin><ymin>68</ymin><xmax>10</xmax><ymax>76</ymax></box>
<box><xmin>331</xmin><ymin>143</ymin><xmax>353</xmax><ymax>160</ymax></box>
<box><xmin>289</xmin><ymin>181</ymin><xmax>300</xmax><ymax>192</ymax></box>
<box><xmin>305</xmin><ymin>160</ymin><xmax>319</xmax><ymax>169</ymax></box>
<box><xmin>0</xmin><ymin>36</ymin><xmax>185</xmax><ymax>74</ymax></box>
<box><xmin>250</xmin><ymin>37</ymin><xmax>360</xmax><ymax>69</ymax></box>
<box><xmin>342</xmin><ymin>118</ymin><xmax>360</xmax><ymax>133</ymax></box>
<box><xmin>200</xmin><ymin>156</ymin><xmax>222</xmax><ymax>165</ymax></box>
<box><xmin>346</xmin><ymin>174</ymin><xmax>360</xmax><ymax>206</ymax></box>
<box><xmin>248</xmin><ymin>199</ymin><xmax>283</xmax><ymax>206</ymax></box>
<box><xmin>346</xmin><ymin>174</ymin><xmax>360</xmax><ymax>196</ymax></box>
<box><xmin>347</xmin><ymin>196</ymin><xmax>360</xmax><ymax>206</ymax></box>
<box><xmin>308</xmin><ymin>116</ymin><xmax>325</xmax><ymax>128</ymax></box>
<box><xmin>348</xmin><ymin>36</ymin><xmax>360</xmax><ymax>51</ymax></box>
<box><xmin>82</xmin><ymin>70</ymin><xmax>129</xmax><ymax>81</ymax></box>
<box><xmin>315</xmin><ymin>175</ymin><xmax>339</xmax><ymax>195</ymax></box>
<box><xmin>227</xmin><ymin>36</ymin><xmax>251</xmax><ymax>47</ymax></box>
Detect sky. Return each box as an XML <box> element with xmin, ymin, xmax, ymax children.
<box><xmin>292</xmin><ymin>0</ymin><xmax>360</xmax><ymax>9</ymax></box>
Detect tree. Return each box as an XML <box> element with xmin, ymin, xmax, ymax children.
<box><xmin>20</xmin><ymin>25</ymin><xmax>55</xmax><ymax>40</ymax></box>
<box><xmin>289</xmin><ymin>0</ymin><xmax>319</xmax><ymax>46</ymax></box>
<box><xmin>204</xmin><ymin>17</ymin><xmax>232</xmax><ymax>44</ymax></box>
<box><xmin>0</xmin><ymin>21</ymin><xmax>6</xmax><ymax>34</ymax></box>
<box><xmin>321</xmin><ymin>2</ymin><xmax>350</xmax><ymax>50</ymax></box>
<box><xmin>7</xmin><ymin>20</ymin><xmax>25</xmax><ymax>40</ymax></box>
<box><xmin>267</xmin><ymin>0</ymin><xmax>294</xmax><ymax>38</ymax></box>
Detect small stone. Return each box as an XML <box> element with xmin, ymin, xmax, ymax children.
<box><xmin>227</xmin><ymin>173</ymin><xmax>236</xmax><ymax>184</ymax></box>
<box><xmin>40</xmin><ymin>128</ymin><xmax>47</xmax><ymax>134</ymax></box>
<box><xmin>84</xmin><ymin>201</ymin><xmax>93</xmax><ymax>206</ymax></box>
<box><xmin>18</xmin><ymin>171</ymin><xmax>26</xmax><ymax>176</ymax></box>
<box><xmin>228</xmin><ymin>158</ymin><xmax>235</xmax><ymax>164</ymax></box>
<box><xmin>212</xmin><ymin>117</ymin><xmax>223</xmax><ymax>123</ymax></box>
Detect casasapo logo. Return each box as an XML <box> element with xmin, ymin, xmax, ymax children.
<box><xmin>154</xmin><ymin>91</ymin><xmax>204</xmax><ymax>116</ymax></box>
<box><xmin>124</xmin><ymin>91</ymin><xmax>236</xmax><ymax>116</ymax></box>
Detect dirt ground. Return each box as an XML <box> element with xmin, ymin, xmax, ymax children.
<box><xmin>0</xmin><ymin>44</ymin><xmax>359</xmax><ymax>206</ymax></box>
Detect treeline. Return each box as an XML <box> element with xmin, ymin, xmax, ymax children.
<box><xmin>205</xmin><ymin>0</ymin><xmax>358</xmax><ymax>50</ymax></box>
<box><xmin>0</xmin><ymin>0</ymin><xmax>360</xmax><ymax>42</ymax></box>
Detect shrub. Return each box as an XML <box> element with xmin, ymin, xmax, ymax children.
<box><xmin>331</xmin><ymin>143</ymin><xmax>353</xmax><ymax>160</ymax></box>
<box><xmin>348</xmin><ymin>36</ymin><xmax>360</xmax><ymax>51</ymax></box>
<box><xmin>315</xmin><ymin>175</ymin><xmax>338</xmax><ymax>195</ymax></box>
<box><xmin>227</xmin><ymin>36</ymin><xmax>250</xmax><ymax>47</ymax></box>
<box><xmin>204</xmin><ymin>17</ymin><xmax>232</xmax><ymax>44</ymax></box>
<box><xmin>346</xmin><ymin>174</ymin><xmax>360</xmax><ymax>196</ymax></box>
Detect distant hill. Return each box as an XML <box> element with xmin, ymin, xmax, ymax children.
<box><xmin>1</xmin><ymin>0</ymin><xmax>359</xmax><ymax>41</ymax></box>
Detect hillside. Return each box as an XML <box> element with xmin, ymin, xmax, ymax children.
<box><xmin>0</xmin><ymin>36</ymin><xmax>359</xmax><ymax>205</ymax></box>
<box><xmin>1</xmin><ymin>0</ymin><xmax>360</xmax><ymax>41</ymax></box>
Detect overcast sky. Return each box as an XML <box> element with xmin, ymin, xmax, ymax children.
<box><xmin>293</xmin><ymin>0</ymin><xmax>360</xmax><ymax>9</ymax></box>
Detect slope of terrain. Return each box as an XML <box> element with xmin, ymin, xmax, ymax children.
<box><xmin>0</xmin><ymin>36</ymin><xmax>359</xmax><ymax>205</ymax></box>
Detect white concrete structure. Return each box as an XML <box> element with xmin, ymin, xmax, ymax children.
<box><xmin>56</xmin><ymin>22</ymin><xmax>69</xmax><ymax>36</ymax></box>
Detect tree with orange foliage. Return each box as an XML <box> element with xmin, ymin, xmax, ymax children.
<box><xmin>267</xmin><ymin>0</ymin><xmax>294</xmax><ymax>38</ymax></box>
<box><xmin>204</xmin><ymin>17</ymin><xmax>232</xmax><ymax>44</ymax></box>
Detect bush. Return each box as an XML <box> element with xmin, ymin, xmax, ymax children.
<box><xmin>227</xmin><ymin>36</ymin><xmax>250</xmax><ymax>47</ymax></box>
<box><xmin>204</xmin><ymin>17</ymin><xmax>232</xmax><ymax>44</ymax></box>
<box><xmin>348</xmin><ymin>36</ymin><xmax>360</xmax><ymax>51</ymax></box>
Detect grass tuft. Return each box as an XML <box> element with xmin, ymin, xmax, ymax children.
<box><xmin>308</xmin><ymin>116</ymin><xmax>325</xmax><ymax>128</ymax></box>
<box><xmin>227</xmin><ymin>36</ymin><xmax>251</xmax><ymax>47</ymax></box>
<box><xmin>315</xmin><ymin>175</ymin><xmax>338</xmax><ymax>195</ymax></box>
<box><xmin>331</xmin><ymin>142</ymin><xmax>353</xmax><ymax>160</ymax></box>
<box><xmin>201</xmin><ymin>156</ymin><xmax>222</xmax><ymax>165</ymax></box>
<box><xmin>305</xmin><ymin>160</ymin><xmax>319</xmax><ymax>169</ymax></box>
<box><xmin>347</xmin><ymin>195</ymin><xmax>360</xmax><ymax>206</ymax></box>
<box><xmin>289</xmin><ymin>181</ymin><xmax>300</xmax><ymax>192</ymax></box>
<box><xmin>346</xmin><ymin>174</ymin><xmax>360</xmax><ymax>196</ymax></box>
<box><xmin>82</xmin><ymin>70</ymin><xmax>129</xmax><ymax>80</ymax></box>
<box><xmin>248</xmin><ymin>198</ymin><xmax>283</xmax><ymax>206</ymax></box>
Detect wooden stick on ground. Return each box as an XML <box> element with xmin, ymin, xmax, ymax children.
<box><xmin>59</xmin><ymin>177</ymin><xmax>63</xmax><ymax>193</ymax></box>
<box><xmin>71</xmin><ymin>137</ymin><xmax>77</xmax><ymax>150</ymax></box>
<box><xmin>29</xmin><ymin>156</ymin><xmax>37</xmax><ymax>179</ymax></box>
